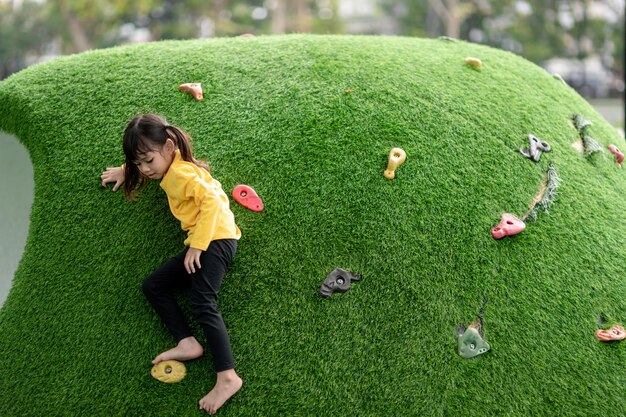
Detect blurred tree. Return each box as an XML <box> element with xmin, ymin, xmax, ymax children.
<box><xmin>294</xmin><ymin>0</ymin><xmax>313</xmax><ymax>32</ymax></box>
<box><xmin>50</xmin><ymin>0</ymin><xmax>160</xmax><ymax>53</ymax></box>
<box><xmin>383</xmin><ymin>0</ymin><xmax>495</xmax><ymax>38</ymax></box>
<box><xmin>478</xmin><ymin>0</ymin><xmax>565</xmax><ymax>62</ymax></box>
<box><xmin>270</xmin><ymin>0</ymin><xmax>334</xmax><ymax>34</ymax></box>
<box><xmin>1</xmin><ymin>0</ymin><xmax>622</xmax><ymax>93</ymax></box>
<box><xmin>613</xmin><ymin>5</ymin><xmax>624</xmax><ymax>77</ymax></box>
<box><xmin>388</xmin><ymin>0</ymin><xmax>622</xmax><ymax>74</ymax></box>
<box><xmin>310</xmin><ymin>0</ymin><xmax>342</xmax><ymax>34</ymax></box>
<box><xmin>428</xmin><ymin>0</ymin><xmax>492</xmax><ymax>38</ymax></box>
<box><xmin>0</xmin><ymin>0</ymin><xmax>342</xmax><ymax>79</ymax></box>
<box><xmin>380</xmin><ymin>0</ymin><xmax>428</xmax><ymax>37</ymax></box>
<box><xmin>272</xmin><ymin>0</ymin><xmax>287</xmax><ymax>33</ymax></box>
<box><xmin>0</xmin><ymin>1</ymin><xmax>56</xmax><ymax>79</ymax></box>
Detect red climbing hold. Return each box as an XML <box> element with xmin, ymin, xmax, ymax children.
<box><xmin>491</xmin><ymin>213</ymin><xmax>525</xmax><ymax>240</ymax></box>
<box><xmin>178</xmin><ymin>83</ymin><xmax>203</xmax><ymax>101</ymax></box>
<box><xmin>232</xmin><ymin>185</ymin><xmax>264</xmax><ymax>212</ymax></box>
<box><xmin>608</xmin><ymin>144</ymin><xmax>624</xmax><ymax>168</ymax></box>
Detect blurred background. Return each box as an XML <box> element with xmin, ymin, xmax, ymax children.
<box><xmin>0</xmin><ymin>0</ymin><xmax>624</xmax><ymax>305</ymax></box>
<box><xmin>1</xmin><ymin>0</ymin><xmax>624</xmax><ymax>123</ymax></box>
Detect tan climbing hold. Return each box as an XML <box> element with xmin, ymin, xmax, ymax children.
<box><xmin>384</xmin><ymin>148</ymin><xmax>407</xmax><ymax>179</ymax></box>
<box><xmin>464</xmin><ymin>57</ymin><xmax>482</xmax><ymax>68</ymax></box>
<box><xmin>178</xmin><ymin>83</ymin><xmax>203</xmax><ymax>101</ymax></box>
<box><xmin>595</xmin><ymin>325</ymin><xmax>626</xmax><ymax>342</ymax></box>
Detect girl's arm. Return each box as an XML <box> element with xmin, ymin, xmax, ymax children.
<box><xmin>101</xmin><ymin>165</ymin><xmax>125</xmax><ymax>192</ymax></box>
<box><xmin>183</xmin><ymin>185</ymin><xmax>221</xmax><ymax>274</ymax></box>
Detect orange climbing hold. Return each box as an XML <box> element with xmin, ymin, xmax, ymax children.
<box><xmin>178</xmin><ymin>83</ymin><xmax>203</xmax><ymax>101</ymax></box>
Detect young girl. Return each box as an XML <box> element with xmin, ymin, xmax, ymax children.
<box><xmin>100</xmin><ymin>113</ymin><xmax>242</xmax><ymax>414</ymax></box>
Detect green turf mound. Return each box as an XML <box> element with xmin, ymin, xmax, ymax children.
<box><xmin>0</xmin><ymin>35</ymin><xmax>624</xmax><ymax>416</ymax></box>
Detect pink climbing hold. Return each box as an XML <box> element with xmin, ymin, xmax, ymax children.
<box><xmin>491</xmin><ymin>213</ymin><xmax>526</xmax><ymax>240</ymax></box>
<box><xmin>178</xmin><ymin>83</ymin><xmax>203</xmax><ymax>101</ymax></box>
<box><xmin>232</xmin><ymin>185</ymin><xmax>264</xmax><ymax>212</ymax></box>
<box><xmin>608</xmin><ymin>144</ymin><xmax>624</xmax><ymax>168</ymax></box>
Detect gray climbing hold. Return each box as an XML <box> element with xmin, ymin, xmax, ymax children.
<box><xmin>519</xmin><ymin>134</ymin><xmax>551</xmax><ymax>162</ymax></box>
<box><xmin>457</xmin><ymin>299</ymin><xmax>490</xmax><ymax>359</ymax></box>
<box><xmin>320</xmin><ymin>268</ymin><xmax>362</xmax><ymax>298</ymax></box>
<box><xmin>572</xmin><ymin>115</ymin><xmax>603</xmax><ymax>158</ymax></box>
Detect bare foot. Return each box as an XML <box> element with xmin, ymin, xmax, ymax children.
<box><xmin>198</xmin><ymin>369</ymin><xmax>243</xmax><ymax>414</ymax></box>
<box><xmin>152</xmin><ymin>336</ymin><xmax>204</xmax><ymax>365</ymax></box>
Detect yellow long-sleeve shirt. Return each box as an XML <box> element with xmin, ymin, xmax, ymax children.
<box><xmin>160</xmin><ymin>150</ymin><xmax>241</xmax><ymax>250</ymax></box>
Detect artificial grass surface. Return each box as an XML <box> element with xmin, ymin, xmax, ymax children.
<box><xmin>0</xmin><ymin>34</ymin><xmax>625</xmax><ymax>416</ymax></box>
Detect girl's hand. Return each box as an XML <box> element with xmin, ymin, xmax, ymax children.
<box><xmin>101</xmin><ymin>166</ymin><xmax>125</xmax><ymax>192</ymax></box>
<box><xmin>184</xmin><ymin>248</ymin><xmax>203</xmax><ymax>274</ymax></box>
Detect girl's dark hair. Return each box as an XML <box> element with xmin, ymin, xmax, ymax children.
<box><xmin>122</xmin><ymin>113</ymin><xmax>209</xmax><ymax>199</ymax></box>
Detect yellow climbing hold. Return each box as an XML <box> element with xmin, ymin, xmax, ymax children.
<box><xmin>151</xmin><ymin>360</ymin><xmax>187</xmax><ymax>383</ymax></box>
<box><xmin>464</xmin><ymin>57</ymin><xmax>482</xmax><ymax>68</ymax></box>
<box><xmin>384</xmin><ymin>148</ymin><xmax>407</xmax><ymax>179</ymax></box>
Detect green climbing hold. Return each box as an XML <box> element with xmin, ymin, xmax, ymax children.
<box><xmin>458</xmin><ymin>327</ymin><xmax>490</xmax><ymax>359</ymax></box>
<box><xmin>572</xmin><ymin>114</ymin><xmax>603</xmax><ymax>158</ymax></box>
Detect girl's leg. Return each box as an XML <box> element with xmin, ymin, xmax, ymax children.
<box><xmin>189</xmin><ymin>239</ymin><xmax>237</xmax><ymax>372</ymax></box>
<box><xmin>143</xmin><ymin>252</ymin><xmax>203</xmax><ymax>363</ymax></box>
<box><xmin>191</xmin><ymin>239</ymin><xmax>242</xmax><ymax>414</ymax></box>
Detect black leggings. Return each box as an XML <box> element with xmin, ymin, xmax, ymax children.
<box><xmin>142</xmin><ymin>239</ymin><xmax>237</xmax><ymax>372</ymax></box>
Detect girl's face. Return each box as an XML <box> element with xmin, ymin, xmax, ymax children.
<box><xmin>132</xmin><ymin>139</ymin><xmax>175</xmax><ymax>180</ymax></box>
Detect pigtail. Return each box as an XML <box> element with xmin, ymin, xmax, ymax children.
<box><xmin>166</xmin><ymin>125</ymin><xmax>210</xmax><ymax>173</ymax></box>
